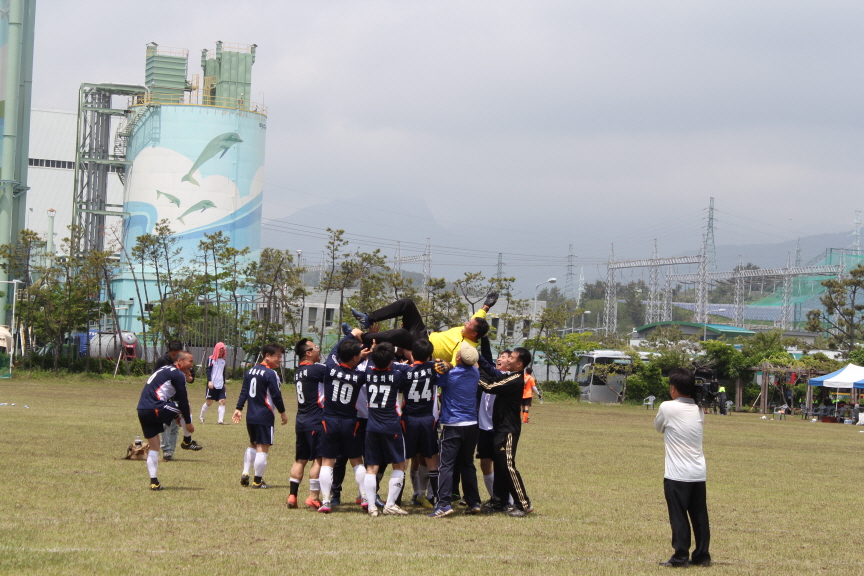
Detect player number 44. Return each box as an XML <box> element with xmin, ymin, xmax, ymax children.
<box><xmin>407</xmin><ymin>379</ymin><xmax>431</xmax><ymax>402</ymax></box>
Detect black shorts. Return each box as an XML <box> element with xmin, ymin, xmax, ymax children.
<box><xmin>476</xmin><ymin>428</ymin><xmax>495</xmax><ymax>460</ymax></box>
<box><xmin>247</xmin><ymin>423</ymin><xmax>275</xmax><ymax>445</ymax></box>
<box><xmin>365</xmin><ymin>431</ymin><xmax>406</xmax><ymax>466</ymax></box>
<box><xmin>295</xmin><ymin>427</ymin><xmax>321</xmax><ymax>461</ymax></box>
<box><xmin>205</xmin><ymin>386</ymin><xmax>226</xmax><ymax>401</ymax></box>
<box><xmin>320</xmin><ymin>416</ymin><xmax>363</xmax><ymax>460</ymax></box>
<box><xmin>521</xmin><ymin>397</ymin><xmax>532</xmax><ymax>407</ymax></box>
<box><xmin>138</xmin><ymin>405</ymin><xmax>180</xmax><ymax>439</ymax></box>
<box><xmin>401</xmin><ymin>414</ymin><xmax>438</xmax><ymax>458</ymax></box>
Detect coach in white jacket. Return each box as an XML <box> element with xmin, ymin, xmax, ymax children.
<box><xmin>654</xmin><ymin>367</ymin><xmax>711</xmax><ymax>568</ymax></box>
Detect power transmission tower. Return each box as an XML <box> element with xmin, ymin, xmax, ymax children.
<box><xmin>603</xmin><ymin>244</ymin><xmax>617</xmax><ymax>334</ymax></box>
<box><xmin>393</xmin><ymin>239</ymin><xmax>431</xmax><ymax>289</ymax></box>
<box><xmin>394</xmin><ymin>241</ymin><xmax>402</xmax><ymax>276</ymax></box>
<box><xmin>577</xmin><ymin>266</ymin><xmax>585</xmax><ymax>307</ymax></box>
<box><xmin>422</xmin><ymin>238</ymin><xmax>432</xmax><ymax>288</ymax></box>
<box><xmin>565</xmin><ymin>244</ymin><xmax>576</xmax><ymax>300</ymax></box>
<box><xmin>497</xmin><ymin>253</ymin><xmax>504</xmax><ymax>280</ymax></box>
<box><xmin>646</xmin><ymin>239</ymin><xmax>660</xmax><ymax>324</ymax></box>
<box><xmin>695</xmin><ymin>236</ymin><xmax>709</xmax><ymax>324</ymax></box>
<box><xmin>706</xmin><ymin>197</ymin><xmax>717</xmax><ymax>272</ymax></box>
<box><xmin>854</xmin><ymin>210</ymin><xmax>862</xmax><ymax>255</ymax></box>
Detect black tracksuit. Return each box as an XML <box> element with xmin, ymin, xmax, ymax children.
<box><xmin>477</xmin><ymin>356</ymin><xmax>531</xmax><ymax>511</ymax></box>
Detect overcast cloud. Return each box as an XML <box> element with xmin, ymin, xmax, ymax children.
<box><xmin>31</xmin><ymin>1</ymin><xmax>864</xmax><ymax>288</ymax></box>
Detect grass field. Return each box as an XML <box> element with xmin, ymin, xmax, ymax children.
<box><xmin>0</xmin><ymin>375</ymin><xmax>860</xmax><ymax>576</ymax></box>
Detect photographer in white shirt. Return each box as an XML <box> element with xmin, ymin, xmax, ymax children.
<box><xmin>654</xmin><ymin>367</ymin><xmax>711</xmax><ymax>568</ymax></box>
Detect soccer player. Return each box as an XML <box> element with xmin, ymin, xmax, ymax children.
<box><xmin>200</xmin><ymin>342</ymin><xmax>227</xmax><ymax>424</ymax></box>
<box><xmin>232</xmin><ymin>344</ymin><xmax>289</xmax><ymax>489</ymax></box>
<box><xmin>136</xmin><ymin>351</ymin><xmax>196</xmax><ymax>490</ymax></box>
<box><xmin>477</xmin><ymin>349</ymin><xmax>509</xmax><ymax>501</ymax></box>
<box><xmin>521</xmin><ymin>366</ymin><xmax>541</xmax><ymax>424</ymax></box>
<box><xmin>350</xmin><ymin>293</ymin><xmax>498</xmax><ymax>364</ymax></box>
<box><xmin>429</xmin><ymin>343</ymin><xmax>483</xmax><ymax>518</ymax></box>
<box><xmin>288</xmin><ymin>338</ymin><xmax>325</xmax><ymax>509</ymax></box>
<box><xmin>155</xmin><ymin>340</ymin><xmax>201</xmax><ymax>458</ymax></box>
<box><xmin>317</xmin><ymin>335</ymin><xmax>373</xmax><ymax>513</ymax></box>
<box><xmin>401</xmin><ymin>339</ymin><xmax>440</xmax><ymax>507</ymax></box>
<box><xmin>477</xmin><ymin>347</ymin><xmax>534</xmax><ymax>517</ymax></box>
<box><xmin>363</xmin><ymin>342</ymin><xmax>411</xmax><ymax>517</ymax></box>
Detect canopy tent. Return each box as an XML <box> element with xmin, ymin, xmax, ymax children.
<box><xmin>809</xmin><ymin>364</ymin><xmax>864</xmax><ymax>389</ymax></box>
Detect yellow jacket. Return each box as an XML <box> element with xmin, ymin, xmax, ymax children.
<box><xmin>430</xmin><ymin>308</ymin><xmax>487</xmax><ymax>364</ymax></box>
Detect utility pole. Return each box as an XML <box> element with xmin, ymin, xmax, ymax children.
<box><xmin>706</xmin><ymin>197</ymin><xmax>717</xmax><ymax>272</ymax></box>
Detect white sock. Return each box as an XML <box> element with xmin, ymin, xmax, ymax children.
<box><xmin>411</xmin><ymin>469</ymin><xmax>421</xmax><ymax>496</ymax></box>
<box><xmin>290</xmin><ymin>477</ymin><xmax>301</xmax><ymax>488</ymax></box>
<box><xmin>319</xmin><ymin>466</ymin><xmax>333</xmax><ymax>502</ymax></box>
<box><xmin>484</xmin><ymin>474</ymin><xmax>494</xmax><ymax>498</ymax></box>
<box><xmin>147</xmin><ymin>449</ymin><xmax>159</xmax><ymax>480</ymax></box>
<box><xmin>254</xmin><ymin>452</ymin><xmax>267</xmax><ymax>479</ymax></box>
<box><xmin>179</xmin><ymin>418</ymin><xmax>190</xmax><ymax>440</ymax></box>
<box><xmin>386</xmin><ymin>470</ymin><xmax>405</xmax><ymax>507</ymax></box>
<box><xmin>353</xmin><ymin>464</ymin><xmax>367</xmax><ymax>499</ymax></box>
<box><xmin>217</xmin><ymin>405</ymin><xmax>225</xmax><ymax>422</ymax></box>
<box><xmin>418</xmin><ymin>465</ymin><xmax>430</xmax><ymax>494</ymax></box>
<box><xmin>242</xmin><ymin>447</ymin><xmax>256</xmax><ymax>475</ymax></box>
<box><xmin>364</xmin><ymin>474</ymin><xmax>378</xmax><ymax>510</ymax></box>
<box><xmin>310</xmin><ymin>479</ymin><xmax>320</xmax><ymax>492</ymax></box>
<box><xmin>200</xmin><ymin>403</ymin><xmax>209</xmax><ymax>420</ymax></box>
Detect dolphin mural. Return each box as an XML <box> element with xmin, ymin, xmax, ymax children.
<box><xmin>177</xmin><ymin>200</ymin><xmax>216</xmax><ymax>224</ymax></box>
<box><xmin>180</xmin><ymin>132</ymin><xmax>243</xmax><ymax>186</ymax></box>
<box><xmin>156</xmin><ymin>190</ymin><xmax>181</xmax><ymax>207</ymax></box>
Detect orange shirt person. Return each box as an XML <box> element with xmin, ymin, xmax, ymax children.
<box><xmin>521</xmin><ymin>367</ymin><xmax>541</xmax><ymax>423</ymax></box>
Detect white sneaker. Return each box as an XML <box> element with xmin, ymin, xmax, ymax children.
<box><xmin>368</xmin><ymin>507</ymin><xmax>379</xmax><ymax>517</ymax></box>
<box><xmin>199</xmin><ymin>417</ymin><xmax>204</xmax><ymax>423</ymax></box>
<box><xmin>382</xmin><ymin>504</ymin><xmax>408</xmax><ymax>516</ymax></box>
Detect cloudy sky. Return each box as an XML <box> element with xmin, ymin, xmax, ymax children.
<box><xmin>33</xmin><ymin>1</ymin><xmax>864</xmax><ymax>289</ymax></box>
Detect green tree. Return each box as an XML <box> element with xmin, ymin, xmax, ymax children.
<box><xmin>806</xmin><ymin>264</ymin><xmax>864</xmax><ymax>355</ymax></box>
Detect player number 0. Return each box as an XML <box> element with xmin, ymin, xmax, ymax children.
<box><xmin>249</xmin><ymin>377</ymin><xmax>257</xmax><ymax>398</ymax></box>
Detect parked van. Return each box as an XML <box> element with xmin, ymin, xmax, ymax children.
<box><xmin>576</xmin><ymin>350</ymin><xmax>632</xmax><ymax>403</ymax></box>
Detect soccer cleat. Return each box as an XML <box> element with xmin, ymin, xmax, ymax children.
<box><xmin>331</xmin><ymin>495</ymin><xmax>341</xmax><ymax>507</ymax></box>
<box><xmin>360</xmin><ymin>497</ymin><xmax>369</xmax><ymax>510</ymax></box>
<box><xmin>350</xmin><ymin>308</ymin><xmax>371</xmax><ymax>330</ymax></box>
<box><xmin>162</xmin><ymin>453</ymin><xmax>174</xmax><ymax>461</ymax></box>
<box><xmin>240</xmin><ymin>474</ymin><xmax>250</xmax><ymax>486</ymax></box>
<box><xmin>199</xmin><ymin>417</ymin><xmax>204</xmax><ymax>424</ymax></box>
<box><xmin>382</xmin><ymin>504</ymin><xmax>409</xmax><ymax>516</ymax></box>
<box><xmin>355</xmin><ymin>496</ymin><xmax>363</xmax><ymax>506</ymax></box>
<box><xmin>483</xmin><ymin>502</ymin><xmax>511</xmax><ymax>514</ymax></box>
<box><xmin>508</xmin><ymin>505</ymin><xmax>534</xmax><ymax>517</ymax></box>
<box><xmin>180</xmin><ymin>439</ymin><xmax>202</xmax><ymax>451</ymax></box>
<box><xmin>217</xmin><ymin>421</ymin><xmax>225</xmax><ymax>425</ymax></box>
<box><xmin>458</xmin><ymin>498</ymin><xmax>467</xmax><ymax>507</ymax></box>
<box><xmin>251</xmin><ymin>480</ymin><xmax>269</xmax><ymax>489</ymax></box>
<box><xmin>286</xmin><ymin>494</ymin><xmax>298</xmax><ymax>508</ymax></box>
<box><xmin>368</xmin><ymin>508</ymin><xmax>379</xmax><ymax>518</ymax></box>
<box><xmin>375</xmin><ymin>495</ymin><xmax>386</xmax><ymax>508</ymax></box>
<box><xmin>410</xmin><ymin>494</ymin><xmax>419</xmax><ymax>506</ymax></box>
<box><xmin>305</xmin><ymin>496</ymin><xmax>322</xmax><ymax>509</ymax></box>
<box><xmin>465</xmin><ymin>504</ymin><xmax>482</xmax><ymax>515</ymax></box>
<box><xmin>341</xmin><ymin>322</ymin><xmax>354</xmax><ymax>337</ymax></box>
<box><xmin>150</xmin><ymin>481</ymin><xmax>163</xmax><ymax>491</ymax></box>
<box><xmin>427</xmin><ymin>505</ymin><xmax>453</xmax><ymax>518</ymax></box>
<box><xmin>318</xmin><ymin>502</ymin><xmax>332</xmax><ymax>514</ymax></box>
<box><xmin>416</xmin><ymin>495</ymin><xmax>434</xmax><ymax>509</ymax></box>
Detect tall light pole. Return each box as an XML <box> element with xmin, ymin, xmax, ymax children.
<box><xmin>532</xmin><ymin>278</ymin><xmax>556</xmax><ymax>337</ymax></box>
<box><xmin>703</xmin><ymin>308</ymin><xmax>726</xmax><ymax>341</ymax></box>
<box><xmin>580</xmin><ymin>310</ymin><xmax>591</xmax><ymax>331</ymax></box>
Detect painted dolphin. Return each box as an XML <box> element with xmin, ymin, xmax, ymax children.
<box><xmin>156</xmin><ymin>190</ymin><xmax>181</xmax><ymax>207</ymax></box>
<box><xmin>180</xmin><ymin>132</ymin><xmax>243</xmax><ymax>186</ymax></box>
<box><xmin>177</xmin><ymin>200</ymin><xmax>216</xmax><ymax>224</ymax></box>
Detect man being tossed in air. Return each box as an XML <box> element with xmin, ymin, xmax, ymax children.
<box><xmin>232</xmin><ymin>344</ymin><xmax>289</xmax><ymax>489</ymax></box>
<box><xmin>136</xmin><ymin>351</ymin><xmax>196</xmax><ymax>490</ymax></box>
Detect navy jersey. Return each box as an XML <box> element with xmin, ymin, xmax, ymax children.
<box><xmin>137</xmin><ymin>365</ymin><xmax>192</xmax><ymax>422</ymax></box>
<box><xmin>236</xmin><ymin>364</ymin><xmax>286</xmax><ymax>425</ymax></box>
<box><xmin>294</xmin><ymin>362</ymin><xmax>326</xmax><ymax>431</ymax></box>
<box><xmin>322</xmin><ymin>336</ymin><xmax>368</xmax><ymax>419</ymax></box>
<box><xmin>365</xmin><ymin>367</ymin><xmax>409</xmax><ymax>434</ymax></box>
<box><xmin>401</xmin><ymin>361</ymin><xmax>438</xmax><ymax>418</ymax></box>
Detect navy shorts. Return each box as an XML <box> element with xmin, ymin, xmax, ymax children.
<box><xmin>401</xmin><ymin>414</ymin><xmax>438</xmax><ymax>458</ymax></box>
<box><xmin>320</xmin><ymin>417</ymin><xmax>363</xmax><ymax>460</ymax></box>
<box><xmin>205</xmin><ymin>386</ymin><xmax>226</xmax><ymax>401</ymax></box>
<box><xmin>295</xmin><ymin>426</ymin><xmax>321</xmax><ymax>461</ymax></box>
<box><xmin>138</xmin><ymin>405</ymin><xmax>180</xmax><ymax>439</ymax></box>
<box><xmin>365</xmin><ymin>431</ymin><xmax>406</xmax><ymax>466</ymax></box>
<box><xmin>476</xmin><ymin>428</ymin><xmax>495</xmax><ymax>460</ymax></box>
<box><xmin>247</xmin><ymin>422</ymin><xmax>275</xmax><ymax>445</ymax></box>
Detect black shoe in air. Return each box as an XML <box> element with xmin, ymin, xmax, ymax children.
<box><xmin>351</xmin><ymin>308</ymin><xmax>371</xmax><ymax>330</ymax></box>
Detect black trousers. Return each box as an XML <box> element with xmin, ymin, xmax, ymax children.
<box><xmin>663</xmin><ymin>479</ymin><xmax>711</xmax><ymax>565</ymax></box>
<box><xmin>332</xmin><ymin>455</ymin><xmax>347</xmax><ymax>497</ymax></box>
<box><xmin>362</xmin><ymin>298</ymin><xmax>428</xmax><ymax>349</ymax></box>
<box><xmin>437</xmin><ymin>425</ymin><xmax>480</xmax><ymax>508</ymax></box>
<box><xmin>492</xmin><ymin>431</ymin><xmax>531</xmax><ymax>511</ymax></box>
<box><xmin>717</xmin><ymin>392</ymin><xmax>728</xmax><ymax>415</ymax></box>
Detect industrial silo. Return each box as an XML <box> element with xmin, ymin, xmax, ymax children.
<box><xmin>121</xmin><ymin>41</ymin><xmax>266</xmax><ymax>258</ymax></box>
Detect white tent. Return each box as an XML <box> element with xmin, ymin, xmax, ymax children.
<box><xmin>809</xmin><ymin>364</ymin><xmax>864</xmax><ymax>389</ymax></box>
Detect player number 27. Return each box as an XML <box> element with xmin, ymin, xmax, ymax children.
<box><xmin>407</xmin><ymin>379</ymin><xmax>432</xmax><ymax>402</ymax></box>
<box><xmin>368</xmin><ymin>384</ymin><xmax>391</xmax><ymax>409</ymax></box>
